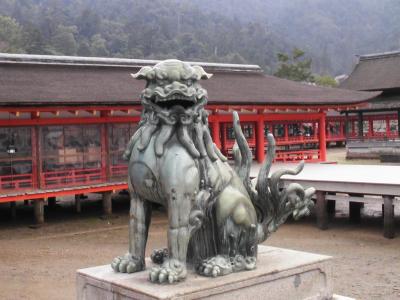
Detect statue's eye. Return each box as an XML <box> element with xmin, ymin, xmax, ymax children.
<box><xmin>186</xmin><ymin>80</ymin><xmax>192</xmax><ymax>86</ymax></box>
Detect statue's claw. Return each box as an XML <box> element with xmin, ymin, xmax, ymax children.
<box><xmin>197</xmin><ymin>255</ymin><xmax>257</xmax><ymax>277</ymax></box>
<box><xmin>149</xmin><ymin>258</ymin><xmax>186</xmax><ymax>284</ymax></box>
<box><xmin>111</xmin><ymin>254</ymin><xmax>144</xmax><ymax>273</ymax></box>
<box><xmin>196</xmin><ymin>255</ymin><xmax>233</xmax><ymax>277</ymax></box>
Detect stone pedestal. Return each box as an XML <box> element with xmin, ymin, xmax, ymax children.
<box><xmin>76</xmin><ymin>245</ymin><xmax>351</xmax><ymax>300</ymax></box>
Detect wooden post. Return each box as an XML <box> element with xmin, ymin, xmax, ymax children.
<box><xmin>33</xmin><ymin>199</ymin><xmax>44</xmax><ymax>225</ymax></box>
<box><xmin>284</xmin><ymin>124</ymin><xmax>289</xmax><ymax>141</ymax></box>
<box><xmin>344</xmin><ymin>112</ymin><xmax>349</xmax><ymax>138</ymax></box>
<box><xmin>100</xmin><ymin>112</ymin><xmax>111</xmax><ymax>181</ymax></box>
<box><xmin>313</xmin><ymin>121</ymin><xmax>317</xmax><ymax>139</ymax></box>
<box><xmin>386</xmin><ymin>117</ymin><xmax>391</xmax><ymax>137</ymax></box>
<box><xmin>319</xmin><ymin>114</ymin><xmax>327</xmax><ymax>161</ymax></box>
<box><xmin>349</xmin><ymin>201</ymin><xmax>362</xmax><ymax>223</ymax></box>
<box><xmin>316</xmin><ymin>191</ymin><xmax>328</xmax><ymax>230</ymax></box>
<box><xmin>256</xmin><ymin>114</ymin><xmax>265</xmax><ymax>163</ymax></box>
<box><xmin>10</xmin><ymin>201</ymin><xmax>16</xmax><ymax>220</ymax></box>
<box><xmin>358</xmin><ymin>112</ymin><xmax>364</xmax><ymax>139</ymax></box>
<box><xmin>383</xmin><ymin>195</ymin><xmax>395</xmax><ymax>239</ymax></box>
<box><xmin>397</xmin><ymin>110</ymin><xmax>400</xmax><ymax>138</ymax></box>
<box><xmin>75</xmin><ymin>194</ymin><xmax>81</xmax><ymax>213</ymax></box>
<box><xmin>102</xmin><ymin>192</ymin><xmax>112</xmax><ymax>216</ymax></box>
<box><xmin>368</xmin><ymin>119</ymin><xmax>373</xmax><ymax>137</ymax></box>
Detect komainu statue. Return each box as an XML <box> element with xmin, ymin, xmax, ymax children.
<box><xmin>111</xmin><ymin>59</ymin><xmax>315</xmax><ymax>283</ymax></box>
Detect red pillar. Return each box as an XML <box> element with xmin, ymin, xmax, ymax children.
<box><xmin>256</xmin><ymin>114</ymin><xmax>265</xmax><ymax>163</ymax></box>
<box><xmin>319</xmin><ymin>113</ymin><xmax>327</xmax><ymax>161</ymax></box>
<box><xmin>386</xmin><ymin>118</ymin><xmax>391</xmax><ymax>137</ymax></box>
<box><xmin>284</xmin><ymin>124</ymin><xmax>289</xmax><ymax>141</ymax></box>
<box><xmin>220</xmin><ymin>123</ymin><xmax>226</xmax><ymax>151</ymax></box>
<box><xmin>368</xmin><ymin>119</ymin><xmax>373</xmax><ymax>137</ymax></box>
<box><xmin>100</xmin><ymin>111</ymin><xmax>110</xmax><ymax>181</ymax></box>
<box><xmin>211</xmin><ymin>120</ymin><xmax>221</xmax><ymax>149</ymax></box>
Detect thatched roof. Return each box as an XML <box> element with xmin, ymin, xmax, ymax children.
<box><xmin>0</xmin><ymin>53</ymin><xmax>380</xmax><ymax>107</ymax></box>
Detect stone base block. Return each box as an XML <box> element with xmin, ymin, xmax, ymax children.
<box><xmin>77</xmin><ymin>245</ymin><xmax>334</xmax><ymax>300</ymax></box>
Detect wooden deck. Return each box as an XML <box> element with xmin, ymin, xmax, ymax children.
<box><xmin>251</xmin><ymin>163</ymin><xmax>400</xmax><ymax>238</ymax></box>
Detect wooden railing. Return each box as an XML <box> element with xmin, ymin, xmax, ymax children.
<box><xmin>110</xmin><ymin>164</ymin><xmax>128</xmax><ymax>179</ymax></box>
<box><xmin>0</xmin><ymin>173</ymin><xmax>33</xmax><ymax>191</ymax></box>
<box><xmin>274</xmin><ymin>149</ymin><xmax>320</xmax><ymax>162</ymax></box>
<box><xmin>41</xmin><ymin>167</ymin><xmax>105</xmax><ymax>188</ymax></box>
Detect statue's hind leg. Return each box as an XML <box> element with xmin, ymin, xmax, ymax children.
<box><xmin>197</xmin><ymin>187</ymin><xmax>258</xmax><ymax>277</ymax></box>
<box><xmin>111</xmin><ymin>190</ymin><xmax>152</xmax><ymax>273</ymax></box>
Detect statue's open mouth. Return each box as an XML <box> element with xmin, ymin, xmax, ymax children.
<box><xmin>156</xmin><ymin>99</ymin><xmax>195</xmax><ymax>109</ymax></box>
<box><xmin>154</xmin><ymin>92</ymin><xmax>197</xmax><ymax>109</ymax></box>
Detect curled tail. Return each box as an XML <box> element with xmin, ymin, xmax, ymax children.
<box><xmin>232</xmin><ymin>111</ymin><xmax>315</xmax><ymax>243</ymax></box>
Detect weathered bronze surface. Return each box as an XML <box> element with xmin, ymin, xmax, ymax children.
<box><xmin>111</xmin><ymin>59</ymin><xmax>315</xmax><ymax>283</ymax></box>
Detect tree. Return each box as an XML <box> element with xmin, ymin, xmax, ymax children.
<box><xmin>274</xmin><ymin>48</ymin><xmax>314</xmax><ymax>82</ymax></box>
<box><xmin>90</xmin><ymin>34</ymin><xmax>109</xmax><ymax>56</ymax></box>
<box><xmin>0</xmin><ymin>15</ymin><xmax>24</xmax><ymax>52</ymax></box>
<box><xmin>51</xmin><ymin>25</ymin><xmax>78</xmax><ymax>55</ymax></box>
<box><xmin>314</xmin><ymin>75</ymin><xmax>337</xmax><ymax>87</ymax></box>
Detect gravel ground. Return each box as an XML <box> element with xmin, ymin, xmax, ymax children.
<box><xmin>0</xmin><ymin>148</ymin><xmax>399</xmax><ymax>300</ymax></box>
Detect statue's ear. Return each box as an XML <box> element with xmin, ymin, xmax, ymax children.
<box><xmin>131</xmin><ymin>66</ymin><xmax>155</xmax><ymax>80</ymax></box>
<box><xmin>192</xmin><ymin>65</ymin><xmax>213</xmax><ymax>80</ymax></box>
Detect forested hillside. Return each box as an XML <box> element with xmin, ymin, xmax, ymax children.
<box><xmin>0</xmin><ymin>0</ymin><xmax>287</xmax><ymax>73</ymax></box>
<box><xmin>0</xmin><ymin>0</ymin><xmax>399</xmax><ymax>75</ymax></box>
<box><xmin>190</xmin><ymin>0</ymin><xmax>400</xmax><ymax>74</ymax></box>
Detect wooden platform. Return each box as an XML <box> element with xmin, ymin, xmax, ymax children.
<box><xmin>252</xmin><ymin>163</ymin><xmax>400</xmax><ymax>238</ymax></box>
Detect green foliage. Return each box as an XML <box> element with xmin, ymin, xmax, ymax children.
<box><xmin>1</xmin><ymin>0</ymin><xmax>399</xmax><ymax>76</ymax></box>
<box><xmin>0</xmin><ymin>15</ymin><xmax>24</xmax><ymax>52</ymax></box>
<box><xmin>314</xmin><ymin>75</ymin><xmax>337</xmax><ymax>87</ymax></box>
<box><xmin>0</xmin><ymin>0</ymin><xmax>288</xmax><ymax>71</ymax></box>
<box><xmin>274</xmin><ymin>48</ymin><xmax>313</xmax><ymax>82</ymax></box>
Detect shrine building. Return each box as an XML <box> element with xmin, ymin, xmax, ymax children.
<box><xmin>340</xmin><ymin>50</ymin><xmax>400</xmax><ymax>158</ymax></box>
<box><xmin>0</xmin><ymin>53</ymin><xmax>379</xmax><ymax>222</ymax></box>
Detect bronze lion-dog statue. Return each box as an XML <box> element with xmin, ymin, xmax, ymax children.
<box><xmin>111</xmin><ymin>59</ymin><xmax>315</xmax><ymax>283</ymax></box>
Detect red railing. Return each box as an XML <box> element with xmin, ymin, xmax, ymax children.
<box><xmin>110</xmin><ymin>164</ymin><xmax>128</xmax><ymax>179</ymax></box>
<box><xmin>0</xmin><ymin>173</ymin><xmax>33</xmax><ymax>191</ymax></box>
<box><xmin>275</xmin><ymin>149</ymin><xmax>320</xmax><ymax>162</ymax></box>
<box><xmin>41</xmin><ymin>167</ymin><xmax>105</xmax><ymax>188</ymax></box>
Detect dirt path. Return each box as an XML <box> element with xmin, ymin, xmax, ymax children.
<box><xmin>0</xmin><ymin>148</ymin><xmax>399</xmax><ymax>299</ymax></box>
<box><xmin>0</xmin><ymin>196</ymin><xmax>399</xmax><ymax>300</ymax></box>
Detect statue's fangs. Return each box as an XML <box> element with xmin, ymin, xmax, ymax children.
<box><xmin>111</xmin><ymin>59</ymin><xmax>315</xmax><ymax>283</ymax></box>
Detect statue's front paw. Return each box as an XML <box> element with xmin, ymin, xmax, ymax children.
<box><xmin>197</xmin><ymin>255</ymin><xmax>233</xmax><ymax>277</ymax></box>
<box><xmin>232</xmin><ymin>255</ymin><xmax>256</xmax><ymax>272</ymax></box>
<box><xmin>111</xmin><ymin>254</ymin><xmax>144</xmax><ymax>273</ymax></box>
<box><xmin>149</xmin><ymin>258</ymin><xmax>187</xmax><ymax>283</ymax></box>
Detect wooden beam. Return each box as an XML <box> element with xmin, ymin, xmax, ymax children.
<box><xmin>0</xmin><ymin>183</ymin><xmax>128</xmax><ymax>203</ymax></box>
<box><xmin>75</xmin><ymin>194</ymin><xmax>82</xmax><ymax>213</ymax></box>
<box><xmin>316</xmin><ymin>191</ymin><xmax>328</xmax><ymax>230</ymax></box>
<box><xmin>0</xmin><ymin>116</ymin><xmax>141</xmax><ymax>127</ymax></box>
<box><xmin>383</xmin><ymin>195</ymin><xmax>395</xmax><ymax>239</ymax></box>
<box><xmin>33</xmin><ymin>199</ymin><xmax>44</xmax><ymax>225</ymax></box>
<box><xmin>102</xmin><ymin>192</ymin><xmax>112</xmax><ymax>216</ymax></box>
<box><xmin>358</xmin><ymin>111</ymin><xmax>364</xmax><ymax>139</ymax></box>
